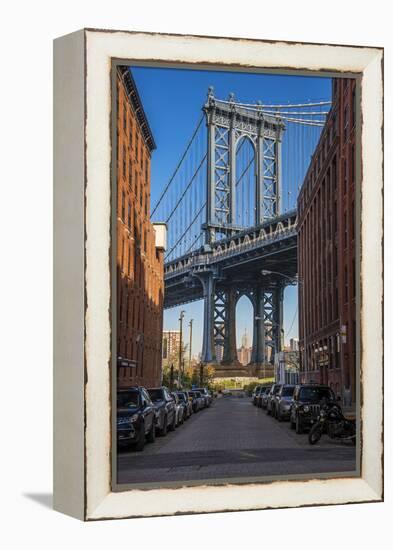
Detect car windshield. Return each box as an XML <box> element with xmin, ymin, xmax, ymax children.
<box><xmin>117</xmin><ymin>390</ymin><xmax>139</xmax><ymax>408</ymax></box>
<box><xmin>299</xmin><ymin>387</ymin><xmax>334</xmax><ymax>401</ymax></box>
<box><xmin>177</xmin><ymin>393</ymin><xmax>186</xmax><ymax>401</ymax></box>
<box><xmin>264</xmin><ymin>387</ymin><xmax>272</xmax><ymax>393</ymax></box>
<box><xmin>147</xmin><ymin>389</ymin><xmax>164</xmax><ymax>402</ymax></box>
<box><xmin>188</xmin><ymin>391</ymin><xmax>195</xmax><ymax>397</ymax></box>
<box><xmin>273</xmin><ymin>386</ymin><xmax>281</xmax><ymax>394</ymax></box>
<box><xmin>282</xmin><ymin>386</ymin><xmax>295</xmax><ymax>397</ymax></box>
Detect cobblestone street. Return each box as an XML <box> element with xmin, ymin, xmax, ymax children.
<box><xmin>117</xmin><ymin>396</ymin><xmax>357</xmax><ymax>485</ymax></box>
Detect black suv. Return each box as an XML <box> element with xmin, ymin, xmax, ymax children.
<box><xmin>117</xmin><ymin>387</ymin><xmax>156</xmax><ymax>451</ymax></box>
<box><xmin>290</xmin><ymin>384</ymin><xmax>338</xmax><ymax>434</ymax></box>
<box><xmin>147</xmin><ymin>386</ymin><xmax>176</xmax><ymax>435</ymax></box>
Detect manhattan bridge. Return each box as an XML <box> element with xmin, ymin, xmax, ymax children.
<box><xmin>152</xmin><ymin>88</ymin><xmax>330</xmax><ymax>375</ymax></box>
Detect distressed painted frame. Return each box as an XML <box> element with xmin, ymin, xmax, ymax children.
<box><xmin>53</xmin><ymin>29</ymin><xmax>383</xmax><ymax>521</ymax></box>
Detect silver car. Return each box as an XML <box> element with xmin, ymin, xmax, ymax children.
<box><xmin>266</xmin><ymin>384</ymin><xmax>282</xmax><ymax>416</ymax></box>
<box><xmin>274</xmin><ymin>384</ymin><xmax>295</xmax><ymax>421</ymax></box>
<box><xmin>171</xmin><ymin>392</ymin><xmax>185</xmax><ymax>426</ymax></box>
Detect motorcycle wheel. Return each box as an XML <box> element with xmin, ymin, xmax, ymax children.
<box><xmin>308</xmin><ymin>423</ymin><xmax>323</xmax><ymax>445</ymax></box>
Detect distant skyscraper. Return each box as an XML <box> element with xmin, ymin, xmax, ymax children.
<box><xmin>238</xmin><ymin>329</ymin><xmax>252</xmax><ymax>366</ymax></box>
<box><xmin>290</xmin><ymin>338</ymin><xmax>299</xmax><ymax>351</ymax></box>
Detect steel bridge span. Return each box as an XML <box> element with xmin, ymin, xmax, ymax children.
<box><xmin>152</xmin><ymin>87</ymin><xmax>328</xmax><ymax>375</ymax></box>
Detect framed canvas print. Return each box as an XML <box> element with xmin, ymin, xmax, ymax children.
<box><xmin>53</xmin><ymin>29</ymin><xmax>383</xmax><ymax>520</ymax></box>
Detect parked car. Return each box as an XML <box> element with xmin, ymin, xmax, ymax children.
<box><xmin>252</xmin><ymin>385</ymin><xmax>261</xmax><ymax>405</ymax></box>
<box><xmin>266</xmin><ymin>384</ymin><xmax>282</xmax><ymax>416</ymax></box>
<box><xmin>171</xmin><ymin>392</ymin><xmax>185</xmax><ymax>426</ymax></box>
<box><xmin>175</xmin><ymin>391</ymin><xmax>193</xmax><ymax>419</ymax></box>
<box><xmin>256</xmin><ymin>385</ymin><xmax>271</xmax><ymax>408</ymax></box>
<box><xmin>117</xmin><ymin>387</ymin><xmax>156</xmax><ymax>451</ymax></box>
<box><xmin>192</xmin><ymin>387</ymin><xmax>212</xmax><ymax>407</ymax></box>
<box><xmin>147</xmin><ymin>386</ymin><xmax>176</xmax><ymax>435</ymax></box>
<box><xmin>194</xmin><ymin>391</ymin><xmax>206</xmax><ymax>409</ymax></box>
<box><xmin>259</xmin><ymin>386</ymin><xmax>272</xmax><ymax>409</ymax></box>
<box><xmin>274</xmin><ymin>384</ymin><xmax>295</xmax><ymax>421</ymax></box>
<box><xmin>186</xmin><ymin>390</ymin><xmax>201</xmax><ymax>412</ymax></box>
<box><xmin>290</xmin><ymin>384</ymin><xmax>338</xmax><ymax>434</ymax></box>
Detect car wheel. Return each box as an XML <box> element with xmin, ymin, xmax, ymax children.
<box><xmin>160</xmin><ymin>415</ymin><xmax>168</xmax><ymax>436</ymax></box>
<box><xmin>290</xmin><ymin>413</ymin><xmax>296</xmax><ymax>429</ymax></box>
<box><xmin>308</xmin><ymin>423</ymin><xmax>322</xmax><ymax>445</ymax></box>
<box><xmin>277</xmin><ymin>408</ymin><xmax>282</xmax><ymax>422</ymax></box>
<box><xmin>147</xmin><ymin>421</ymin><xmax>156</xmax><ymax>443</ymax></box>
<box><xmin>295</xmin><ymin>415</ymin><xmax>303</xmax><ymax>434</ymax></box>
<box><xmin>266</xmin><ymin>406</ymin><xmax>271</xmax><ymax>415</ymax></box>
<box><xmin>134</xmin><ymin>422</ymin><xmax>145</xmax><ymax>451</ymax></box>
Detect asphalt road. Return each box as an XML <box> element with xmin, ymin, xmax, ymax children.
<box><xmin>117</xmin><ymin>395</ymin><xmax>357</xmax><ymax>486</ymax></box>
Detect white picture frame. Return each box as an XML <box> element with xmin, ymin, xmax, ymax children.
<box><xmin>53</xmin><ymin>28</ymin><xmax>383</xmax><ymax>521</ymax></box>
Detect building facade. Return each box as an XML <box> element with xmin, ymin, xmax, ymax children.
<box><xmin>274</xmin><ymin>351</ymin><xmax>300</xmax><ymax>385</ymax></box>
<box><xmin>297</xmin><ymin>78</ymin><xmax>357</xmax><ymax>404</ymax></box>
<box><xmin>116</xmin><ymin>66</ymin><xmax>165</xmax><ymax>389</ymax></box>
<box><xmin>162</xmin><ymin>330</ymin><xmax>181</xmax><ymax>366</ymax></box>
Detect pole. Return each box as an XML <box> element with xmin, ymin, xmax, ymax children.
<box><xmin>178</xmin><ymin>310</ymin><xmax>185</xmax><ymax>388</ymax></box>
<box><xmin>189</xmin><ymin>319</ymin><xmax>193</xmax><ymax>369</ymax></box>
<box><xmin>169</xmin><ymin>363</ymin><xmax>174</xmax><ymax>391</ymax></box>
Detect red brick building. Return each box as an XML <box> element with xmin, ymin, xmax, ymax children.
<box><xmin>297</xmin><ymin>78</ymin><xmax>357</xmax><ymax>403</ymax></box>
<box><xmin>116</xmin><ymin>66</ymin><xmax>166</xmax><ymax>388</ymax></box>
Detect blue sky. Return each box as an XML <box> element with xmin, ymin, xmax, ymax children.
<box><xmin>131</xmin><ymin>66</ymin><xmax>331</xmax><ymax>357</ymax></box>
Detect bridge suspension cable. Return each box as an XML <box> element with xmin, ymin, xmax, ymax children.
<box><xmin>151</xmin><ymin>113</ymin><xmax>205</xmax><ymax>217</ymax></box>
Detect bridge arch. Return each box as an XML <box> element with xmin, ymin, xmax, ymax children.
<box><xmin>235</xmin><ymin>135</ymin><xmax>256</xmax><ymax>228</ymax></box>
<box><xmin>235</xmin><ymin>293</ymin><xmax>254</xmax><ymax>366</ymax></box>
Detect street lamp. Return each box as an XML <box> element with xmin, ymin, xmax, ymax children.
<box><xmin>178</xmin><ymin>310</ymin><xmax>185</xmax><ymax>387</ymax></box>
<box><xmin>188</xmin><ymin>318</ymin><xmax>194</xmax><ymax>369</ymax></box>
<box><xmin>260</xmin><ymin>269</ymin><xmax>307</xmax><ymax>374</ymax></box>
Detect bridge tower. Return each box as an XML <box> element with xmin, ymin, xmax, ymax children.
<box><xmin>199</xmin><ymin>89</ymin><xmax>286</xmax><ymax>374</ymax></box>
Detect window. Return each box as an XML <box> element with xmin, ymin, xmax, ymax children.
<box><xmin>123</xmin><ymin>102</ymin><xmax>127</xmax><ymax>130</ymax></box>
<box><xmin>344</xmin><ymin>211</ymin><xmax>347</xmax><ymax>248</ymax></box>
<box><xmin>344</xmin><ymin>266</ymin><xmax>348</xmax><ymax>303</ymax></box>
<box><xmin>343</xmin><ymin>157</ymin><xmax>348</xmax><ymax>195</ymax></box>
<box><xmin>344</xmin><ymin>105</ymin><xmax>349</xmax><ymax>142</ymax></box>
<box><xmin>352</xmin><ymin>259</ymin><xmax>356</xmax><ymax>299</ymax></box>
<box><xmin>127</xmin><ymin>201</ymin><xmax>131</xmax><ymax>229</ymax></box>
<box><xmin>332</xmin><ymin>157</ymin><xmax>337</xmax><ymax>190</ymax></box>
<box><xmin>122</xmin><ymin>145</ymin><xmax>126</xmax><ymax>179</ymax></box>
<box><xmin>129</xmin><ymin>162</ymin><xmax>132</xmax><ymax>188</ymax></box>
<box><xmin>352</xmin><ymin>87</ymin><xmax>356</xmax><ymax>128</ymax></box>
<box><xmin>351</xmin><ymin>144</ymin><xmax>355</xmax><ymax>185</ymax></box>
<box><xmin>129</xmin><ymin>122</ymin><xmax>133</xmax><ymax>147</ymax></box>
<box><xmin>121</xmin><ymin>191</ymin><xmax>125</xmax><ymax>221</ymax></box>
<box><xmin>351</xmin><ymin>201</ymin><xmax>355</xmax><ymax>240</ymax></box>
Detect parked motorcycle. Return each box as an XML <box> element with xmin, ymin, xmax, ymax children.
<box><xmin>308</xmin><ymin>400</ymin><xmax>356</xmax><ymax>445</ymax></box>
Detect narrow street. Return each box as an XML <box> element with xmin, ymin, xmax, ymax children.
<box><xmin>117</xmin><ymin>395</ymin><xmax>357</xmax><ymax>485</ymax></box>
